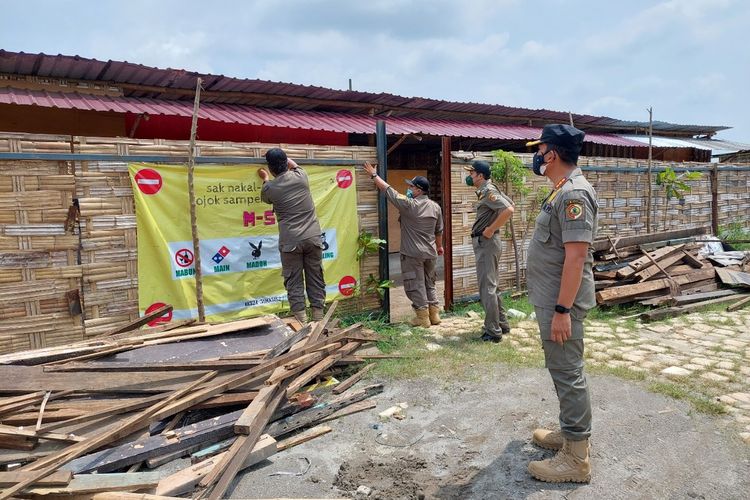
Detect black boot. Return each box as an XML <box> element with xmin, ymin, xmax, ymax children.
<box><xmin>480</xmin><ymin>332</ymin><xmax>502</xmax><ymax>343</ymax></box>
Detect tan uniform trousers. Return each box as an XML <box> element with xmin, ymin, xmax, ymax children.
<box><xmin>280</xmin><ymin>237</ymin><xmax>326</xmax><ymax>313</ymax></box>
<box><xmin>534</xmin><ymin>306</ymin><xmax>592</xmax><ymax>441</ymax></box>
<box><xmin>401</xmin><ymin>254</ymin><xmax>438</xmax><ymax>310</ymax></box>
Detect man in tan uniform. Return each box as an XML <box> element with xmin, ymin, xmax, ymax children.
<box><xmin>363</xmin><ymin>162</ymin><xmax>443</xmax><ymax>327</ymax></box>
<box><xmin>259</xmin><ymin>148</ymin><xmax>326</xmax><ymax>324</ymax></box>
<box><xmin>463</xmin><ymin>161</ymin><xmax>515</xmax><ymax>342</ymax></box>
<box><xmin>525</xmin><ymin>124</ymin><xmax>597</xmax><ymax>483</ymax></box>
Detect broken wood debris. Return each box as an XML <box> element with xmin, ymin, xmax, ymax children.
<box><xmin>592</xmin><ymin>227</ymin><xmax>750</xmax><ymax>321</ymax></box>
<box><xmin>0</xmin><ymin>301</ymin><xmax>383</xmax><ymax>499</ymax></box>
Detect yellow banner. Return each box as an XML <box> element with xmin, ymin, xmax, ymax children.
<box><xmin>129</xmin><ymin>163</ymin><xmax>359</xmax><ymax>323</ymax></box>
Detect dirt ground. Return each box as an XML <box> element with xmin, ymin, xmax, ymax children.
<box><xmin>222</xmin><ymin>365</ymin><xmax>750</xmax><ymax>499</ymax></box>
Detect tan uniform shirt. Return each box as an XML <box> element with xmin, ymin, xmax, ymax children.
<box><xmin>385</xmin><ymin>187</ymin><xmax>443</xmax><ymax>259</ymax></box>
<box><xmin>261</xmin><ymin>168</ymin><xmax>322</xmax><ymax>252</ymax></box>
<box><xmin>472</xmin><ymin>182</ymin><xmax>514</xmax><ymax>235</ymax></box>
<box><xmin>527</xmin><ymin>168</ymin><xmax>598</xmax><ymax>311</ymax></box>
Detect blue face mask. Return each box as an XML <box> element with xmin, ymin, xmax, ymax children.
<box><xmin>532</xmin><ymin>150</ymin><xmax>552</xmax><ymax>176</ymax></box>
<box><xmin>406</xmin><ymin>188</ymin><xmax>414</xmax><ymax>199</ymax></box>
<box><xmin>465</xmin><ymin>175</ymin><xmax>474</xmax><ymax>187</ymax></box>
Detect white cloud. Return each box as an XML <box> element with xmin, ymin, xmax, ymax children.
<box><xmin>0</xmin><ymin>0</ymin><xmax>748</xmax><ymax>140</ymax></box>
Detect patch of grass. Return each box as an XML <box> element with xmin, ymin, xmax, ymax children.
<box><xmin>448</xmin><ymin>300</ymin><xmax>484</xmax><ymax>317</ymax></box>
<box><xmin>719</xmin><ymin>222</ymin><xmax>750</xmax><ymax>251</ymax></box>
<box><xmin>339</xmin><ymin>311</ymin><xmax>419</xmax><ymax>353</ymax></box>
<box><xmin>587</xmin><ymin>303</ymin><xmax>647</xmax><ymax>331</ymax></box>
<box><xmin>648</xmin><ymin>381</ymin><xmax>728</xmax><ymax>416</ymax></box>
<box><xmin>449</xmin><ymin>294</ymin><xmax>534</xmax><ymax>328</ymax></box>
<box><xmin>341</xmin><ymin>309</ymin><xmax>544</xmax><ymax>381</ymax></box>
<box><xmin>450</xmin><ymin>293</ymin><xmax>535</xmax><ymax>316</ymax></box>
<box><xmin>588</xmin><ymin>364</ymin><xmax>647</xmax><ymax>382</ymax></box>
<box><xmin>701</xmin><ymin>316</ymin><xmax>738</xmax><ymax>328</ymax></box>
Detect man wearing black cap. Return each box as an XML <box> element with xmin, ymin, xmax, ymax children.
<box><xmin>259</xmin><ymin>148</ymin><xmax>326</xmax><ymax>324</ymax></box>
<box><xmin>463</xmin><ymin>160</ymin><xmax>515</xmax><ymax>342</ymax></box>
<box><xmin>525</xmin><ymin>124</ymin><xmax>597</xmax><ymax>483</ymax></box>
<box><xmin>363</xmin><ymin>162</ymin><xmax>444</xmax><ymax>327</ymax></box>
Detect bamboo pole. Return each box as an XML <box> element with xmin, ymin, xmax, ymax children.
<box><xmin>187</xmin><ymin>78</ymin><xmax>206</xmax><ymax>322</ymax></box>
<box><xmin>646</xmin><ymin>107</ymin><xmax>653</xmax><ymax>234</ymax></box>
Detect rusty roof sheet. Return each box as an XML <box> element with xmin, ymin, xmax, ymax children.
<box><xmin>0</xmin><ymin>87</ymin><xmax>649</xmax><ymax>147</ymax></box>
<box><xmin>0</xmin><ymin>50</ymin><xmax>729</xmax><ymax>135</ymax></box>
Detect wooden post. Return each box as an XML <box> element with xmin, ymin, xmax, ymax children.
<box><xmin>646</xmin><ymin>107</ymin><xmax>653</xmax><ymax>234</ymax></box>
<box><xmin>710</xmin><ymin>163</ymin><xmax>719</xmax><ymax>236</ymax></box>
<box><xmin>440</xmin><ymin>136</ymin><xmax>454</xmax><ymax>311</ymax></box>
<box><xmin>187</xmin><ymin>78</ymin><xmax>205</xmax><ymax>322</ymax></box>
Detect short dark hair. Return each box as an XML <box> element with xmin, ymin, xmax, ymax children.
<box><xmin>265</xmin><ymin>148</ymin><xmax>288</xmax><ymax>175</ymax></box>
<box><xmin>548</xmin><ymin>145</ymin><xmax>578</xmax><ymax>165</ymax></box>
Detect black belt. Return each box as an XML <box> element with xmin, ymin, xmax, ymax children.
<box><xmin>471</xmin><ymin>229</ymin><xmax>499</xmax><ymax>238</ymax></box>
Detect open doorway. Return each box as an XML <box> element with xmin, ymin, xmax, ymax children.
<box><xmin>382</xmin><ymin>139</ymin><xmax>446</xmax><ymax>321</ymax></box>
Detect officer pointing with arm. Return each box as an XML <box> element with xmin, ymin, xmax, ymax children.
<box><xmin>258</xmin><ymin>148</ymin><xmax>326</xmax><ymax>324</ymax></box>
<box><xmin>362</xmin><ymin>161</ymin><xmax>444</xmax><ymax>327</ymax></box>
<box><xmin>525</xmin><ymin>124</ymin><xmax>597</xmax><ymax>484</ymax></box>
<box><xmin>463</xmin><ymin>161</ymin><xmax>515</xmax><ymax>342</ymax></box>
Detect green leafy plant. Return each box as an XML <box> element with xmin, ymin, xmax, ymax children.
<box><xmin>490</xmin><ymin>150</ymin><xmax>530</xmax><ymax>196</ymax></box>
<box><xmin>356</xmin><ymin>229</ymin><xmax>386</xmax><ymax>261</ymax></box>
<box><xmin>719</xmin><ymin>222</ymin><xmax>750</xmax><ymax>251</ymax></box>
<box><xmin>655</xmin><ymin>167</ymin><xmax>702</xmax><ymax>229</ymax></box>
<box><xmin>655</xmin><ymin>167</ymin><xmax>702</xmax><ymax>202</ymax></box>
<box><xmin>351</xmin><ymin>274</ymin><xmax>393</xmax><ymax>298</ymax></box>
<box><xmin>365</xmin><ymin>274</ymin><xmax>394</xmax><ymax>298</ymax></box>
<box><xmin>489</xmin><ymin>150</ymin><xmax>530</xmax><ymax>290</ymax></box>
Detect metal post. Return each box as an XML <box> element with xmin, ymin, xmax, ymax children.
<box><xmin>711</xmin><ymin>163</ymin><xmax>719</xmax><ymax>236</ymax></box>
<box><xmin>375</xmin><ymin>120</ymin><xmax>390</xmax><ymax>321</ymax></box>
<box><xmin>440</xmin><ymin>136</ymin><xmax>454</xmax><ymax>311</ymax></box>
<box><xmin>646</xmin><ymin>107</ymin><xmax>653</xmax><ymax>233</ymax></box>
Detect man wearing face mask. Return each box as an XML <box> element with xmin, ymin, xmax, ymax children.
<box><xmin>524</xmin><ymin>124</ymin><xmax>597</xmax><ymax>484</ymax></box>
<box><xmin>462</xmin><ymin>160</ymin><xmax>514</xmax><ymax>342</ymax></box>
<box><xmin>362</xmin><ymin>162</ymin><xmax>444</xmax><ymax>328</ymax></box>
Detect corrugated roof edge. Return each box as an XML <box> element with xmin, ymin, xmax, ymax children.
<box><xmin>0</xmin><ymin>87</ymin><xmax>647</xmax><ymax>146</ymax></box>
<box><xmin>0</xmin><ymin>50</ymin><xmax>729</xmax><ymax>135</ymax></box>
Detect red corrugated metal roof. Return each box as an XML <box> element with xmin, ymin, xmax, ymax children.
<box><xmin>0</xmin><ymin>50</ymin><xmax>729</xmax><ymax>135</ymax></box>
<box><xmin>0</xmin><ymin>87</ymin><xmax>647</xmax><ymax>147</ymax></box>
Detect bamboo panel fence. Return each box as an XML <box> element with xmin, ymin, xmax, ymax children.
<box><xmin>0</xmin><ymin>133</ymin><xmax>379</xmax><ymax>353</ymax></box>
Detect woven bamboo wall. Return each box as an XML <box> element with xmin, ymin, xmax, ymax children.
<box><xmin>0</xmin><ymin>159</ymin><xmax>83</xmax><ymax>353</ymax></box>
<box><xmin>451</xmin><ymin>152</ymin><xmax>750</xmax><ymax>300</ymax></box>
<box><xmin>0</xmin><ymin>133</ymin><xmax>379</xmax><ymax>353</ymax></box>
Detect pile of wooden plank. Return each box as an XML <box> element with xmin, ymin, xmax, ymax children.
<box><xmin>593</xmin><ymin>227</ymin><xmax>750</xmax><ymax>321</ymax></box>
<box><xmin>0</xmin><ymin>301</ymin><xmax>383</xmax><ymax>499</ymax></box>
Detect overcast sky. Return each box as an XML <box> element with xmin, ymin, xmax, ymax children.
<box><xmin>2</xmin><ymin>0</ymin><xmax>747</xmax><ymax>141</ymax></box>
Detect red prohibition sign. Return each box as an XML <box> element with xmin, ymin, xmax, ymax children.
<box><xmin>135</xmin><ymin>168</ymin><xmax>163</xmax><ymax>195</ymax></box>
<box><xmin>145</xmin><ymin>302</ymin><xmax>172</xmax><ymax>326</ymax></box>
<box><xmin>338</xmin><ymin>276</ymin><xmax>357</xmax><ymax>296</ymax></box>
<box><xmin>175</xmin><ymin>248</ymin><xmax>194</xmax><ymax>268</ymax></box>
<box><xmin>336</xmin><ymin>169</ymin><xmax>353</xmax><ymax>189</ymax></box>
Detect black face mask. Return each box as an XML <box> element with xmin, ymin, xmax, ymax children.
<box><xmin>532</xmin><ymin>150</ymin><xmax>553</xmax><ymax>176</ymax></box>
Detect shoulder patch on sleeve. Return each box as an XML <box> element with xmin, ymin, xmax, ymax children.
<box><xmin>397</xmin><ymin>194</ymin><xmax>408</xmax><ymax>200</ymax></box>
<box><xmin>565</xmin><ymin>199</ymin><xmax>584</xmax><ymax>220</ymax></box>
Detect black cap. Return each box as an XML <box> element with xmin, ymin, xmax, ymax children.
<box><xmin>526</xmin><ymin>124</ymin><xmax>585</xmax><ymax>156</ymax></box>
<box><xmin>463</xmin><ymin>160</ymin><xmax>491</xmax><ymax>179</ymax></box>
<box><xmin>405</xmin><ymin>175</ymin><xmax>429</xmax><ymax>192</ymax></box>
